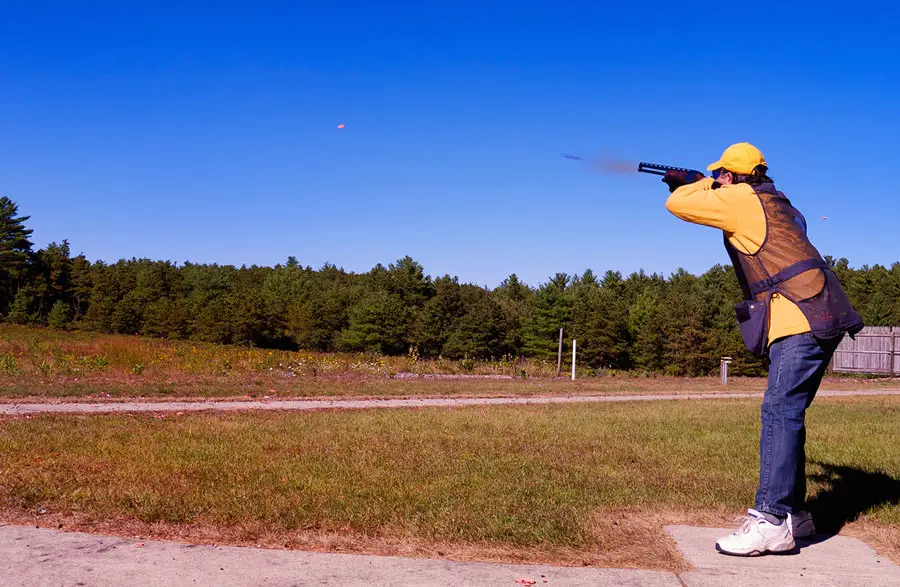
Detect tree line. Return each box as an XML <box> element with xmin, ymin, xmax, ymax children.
<box><xmin>2</xmin><ymin>196</ymin><xmax>896</xmax><ymax>375</ymax></box>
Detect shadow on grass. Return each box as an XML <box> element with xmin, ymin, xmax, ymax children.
<box><xmin>804</xmin><ymin>461</ymin><xmax>900</xmax><ymax>537</ymax></box>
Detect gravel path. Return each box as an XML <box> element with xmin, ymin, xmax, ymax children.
<box><xmin>2</xmin><ymin>389</ymin><xmax>898</xmax><ymax>416</ymax></box>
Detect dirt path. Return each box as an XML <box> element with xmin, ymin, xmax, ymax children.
<box><xmin>2</xmin><ymin>389</ymin><xmax>899</xmax><ymax>416</ymax></box>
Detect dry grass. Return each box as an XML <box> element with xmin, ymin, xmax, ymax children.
<box><xmin>0</xmin><ymin>324</ymin><xmax>550</xmax><ymax>380</ymax></box>
<box><xmin>2</xmin><ymin>325</ymin><xmax>897</xmax><ymax>401</ymax></box>
<box><xmin>1</xmin><ymin>397</ymin><xmax>898</xmax><ymax>570</ymax></box>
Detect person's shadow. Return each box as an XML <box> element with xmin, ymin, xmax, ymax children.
<box><xmin>799</xmin><ymin>460</ymin><xmax>900</xmax><ymax>544</ymax></box>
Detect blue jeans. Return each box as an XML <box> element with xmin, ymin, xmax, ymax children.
<box><xmin>755</xmin><ymin>332</ymin><xmax>842</xmax><ymax>517</ymax></box>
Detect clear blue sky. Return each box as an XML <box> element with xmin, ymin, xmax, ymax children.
<box><xmin>2</xmin><ymin>2</ymin><xmax>898</xmax><ymax>288</ymax></box>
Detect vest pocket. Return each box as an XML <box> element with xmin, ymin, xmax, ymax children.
<box><xmin>734</xmin><ymin>299</ymin><xmax>769</xmax><ymax>357</ymax></box>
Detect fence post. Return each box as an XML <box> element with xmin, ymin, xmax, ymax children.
<box><xmin>892</xmin><ymin>327</ymin><xmax>896</xmax><ymax>377</ymax></box>
<box><xmin>572</xmin><ymin>339</ymin><xmax>577</xmax><ymax>381</ymax></box>
<box><xmin>556</xmin><ymin>328</ymin><xmax>564</xmax><ymax>377</ymax></box>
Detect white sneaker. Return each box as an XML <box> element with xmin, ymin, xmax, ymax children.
<box><xmin>792</xmin><ymin>510</ymin><xmax>815</xmax><ymax>538</ymax></box>
<box><xmin>716</xmin><ymin>509</ymin><xmax>796</xmax><ymax>556</ymax></box>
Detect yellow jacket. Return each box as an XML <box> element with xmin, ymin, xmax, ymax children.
<box><xmin>665</xmin><ymin>177</ymin><xmax>811</xmax><ymax>344</ymax></box>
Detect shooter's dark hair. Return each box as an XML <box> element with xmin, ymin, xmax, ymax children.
<box><xmin>729</xmin><ymin>165</ymin><xmax>774</xmax><ymax>186</ymax></box>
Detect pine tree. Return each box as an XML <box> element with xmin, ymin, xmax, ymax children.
<box><xmin>522</xmin><ymin>273</ymin><xmax>573</xmax><ymax>360</ymax></box>
<box><xmin>627</xmin><ymin>288</ymin><xmax>666</xmax><ymax>372</ymax></box>
<box><xmin>414</xmin><ymin>275</ymin><xmax>463</xmax><ymax>356</ymax></box>
<box><xmin>32</xmin><ymin>240</ymin><xmax>73</xmax><ymax>321</ymax></box>
<box><xmin>442</xmin><ymin>285</ymin><xmax>508</xmax><ymax>359</ymax></box>
<box><xmin>493</xmin><ymin>274</ymin><xmax>532</xmax><ymax>356</ymax></box>
<box><xmin>570</xmin><ymin>277</ymin><xmax>631</xmax><ymax>371</ymax></box>
<box><xmin>70</xmin><ymin>254</ymin><xmax>93</xmax><ymax>322</ymax></box>
<box><xmin>658</xmin><ymin>269</ymin><xmax>709</xmax><ymax>375</ymax></box>
<box><xmin>47</xmin><ymin>300</ymin><xmax>72</xmax><ymax>329</ymax></box>
<box><xmin>338</xmin><ymin>292</ymin><xmax>411</xmax><ymax>355</ymax></box>
<box><xmin>5</xmin><ymin>288</ymin><xmax>32</xmax><ymax>324</ymax></box>
<box><xmin>0</xmin><ymin>197</ymin><xmax>35</xmax><ymax>312</ymax></box>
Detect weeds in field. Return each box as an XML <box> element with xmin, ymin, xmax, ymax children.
<box><xmin>0</xmin><ymin>325</ymin><xmax>575</xmax><ymax>380</ymax></box>
<box><xmin>0</xmin><ymin>325</ymin><xmax>893</xmax><ymax>399</ymax></box>
<box><xmin>0</xmin><ymin>353</ymin><xmax>21</xmax><ymax>375</ymax></box>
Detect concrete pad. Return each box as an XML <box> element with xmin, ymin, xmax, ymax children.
<box><xmin>0</xmin><ymin>525</ymin><xmax>682</xmax><ymax>587</ymax></box>
<box><xmin>666</xmin><ymin>525</ymin><xmax>900</xmax><ymax>587</ymax></box>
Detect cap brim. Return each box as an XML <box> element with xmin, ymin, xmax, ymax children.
<box><xmin>706</xmin><ymin>160</ymin><xmax>723</xmax><ymax>171</ymax></box>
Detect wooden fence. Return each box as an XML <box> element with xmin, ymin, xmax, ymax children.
<box><xmin>831</xmin><ymin>326</ymin><xmax>900</xmax><ymax>375</ymax></box>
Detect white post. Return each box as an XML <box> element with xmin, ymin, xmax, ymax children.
<box><xmin>571</xmin><ymin>339</ymin><xmax>577</xmax><ymax>380</ymax></box>
<box><xmin>720</xmin><ymin>357</ymin><xmax>732</xmax><ymax>385</ymax></box>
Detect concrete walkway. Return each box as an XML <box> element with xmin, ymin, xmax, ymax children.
<box><xmin>1</xmin><ymin>524</ymin><xmax>897</xmax><ymax>586</ymax></box>
<box><xmin>2</xmin><ymin>389</ymin><xmax>899</xmax><ymax>416</ymax></box>
<box><xmin>0</xmin><ymin>525</ymin><xmax>676</xmax><ymax>587</ymax></box>
<box><xmin>667</xmin><ymin>525</ymin><xmax>899</xmax><ymax>586</ymax></box>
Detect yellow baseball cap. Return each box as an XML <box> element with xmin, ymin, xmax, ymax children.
<box><xmin>707</xmin><ymin>142</ymin><xmax>767</xmax><ymax>175</ymax></box>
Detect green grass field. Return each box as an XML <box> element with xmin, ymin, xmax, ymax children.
<box><xmin>2</xmin><ymin>397</ymin><xmax>898</xmax><ymax>570</ymax></box>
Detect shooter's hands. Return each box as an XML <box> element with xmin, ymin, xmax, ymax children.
<box><xmin>663</xmin><ymin>169</ymin><xmax>706</xmax><ymax>193</ymax></box>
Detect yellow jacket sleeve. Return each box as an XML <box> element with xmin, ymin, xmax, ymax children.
<box><xmin>665</xmin><ymin>178</ymin><xmax>741</xmax><ymax>233</ymax></box>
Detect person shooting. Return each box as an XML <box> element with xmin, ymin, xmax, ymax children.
<box><xmin>654</xmin><ymin>142</ymin><xmax>863</xmax><ymax>556</ymax></box>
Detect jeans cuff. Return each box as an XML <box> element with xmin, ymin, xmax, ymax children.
<box><xmin>755</xmin><ymin>505</ymin><xmax>789</xmax><ymax>518</ymax></box>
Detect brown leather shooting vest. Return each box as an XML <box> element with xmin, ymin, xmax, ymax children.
<box><xmin>724</xmin><ymin>183</ymin><xmax>863</xmax><ymax>355</ymax></box>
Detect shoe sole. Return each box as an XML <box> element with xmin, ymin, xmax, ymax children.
<box><xmin>716</xmin><ymin>542</ymin><xmax>799</xmax><ymax>557</ymax></box>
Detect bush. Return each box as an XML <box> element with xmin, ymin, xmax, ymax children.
<box><xmin>5</xmin><ymin>290</ymin><xmax>32</xmax><ymax>324</ymax></box>
<box><xmin>48</xmin><ymin>301</ymin><xmax>72</xmax><ymax>330</ymax></box>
